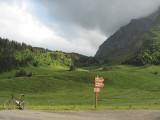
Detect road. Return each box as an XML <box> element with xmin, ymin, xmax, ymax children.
<box><xmin>0</xmin><ymin>110</ymin><xmax>159</xmax><ymax>120</ymax></box>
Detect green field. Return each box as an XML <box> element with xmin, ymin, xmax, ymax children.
<box><xmin>0</xmin><ymin>65</ymin><xmax>160</xmax><ymax>111</ymax></box>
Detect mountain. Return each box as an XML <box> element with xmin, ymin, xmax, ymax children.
<box><xmin>0</xmin><ymin>38</ymin><xmax>97</xmax><ymax>73</ymax></box>
<box><xmin>95</xmin><ymin>8</ymin><xmax>160</xmax><ymax>65</ymax></box>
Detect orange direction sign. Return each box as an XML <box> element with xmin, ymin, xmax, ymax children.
<box><xmin>95</xmin><ymin>77</ymin><xmax>104</xmax><ymax>83</ymax></box>
<box><xmin>95</xmin><ymin>76</ymin><xmax>104</xmax><ymax>87</ymax></box>
<box><xmin>94</xmin><ymin>88</ymin><xmax>101</xmax><ymax>92</ymax></box>
<box><xmin>95</xmin><ymin>83</ymin><xmax>104</xmax><ymax>87</ymax></box>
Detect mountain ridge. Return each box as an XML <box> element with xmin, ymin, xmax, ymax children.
<box><xmin>95</xmin><ymin>7</ymin><xmax>160</xmax><ymax>64</ymax></box>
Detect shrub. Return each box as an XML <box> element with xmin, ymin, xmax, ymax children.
<box><xmin>69</xmin><ymin>65</ymin><xmax>76</xmax><ymax>71</ymax></box>
<box><xmin>153</xmin><ymin>71</ymin><xmax>158</xmax><ymax>75</ymax></box>
<box><xmin>27</xmin><ymin>72</ymin><xmax>32</xmax><ymax>77</ymax></box>
<box><xmin>15</xmin><ymin>69</ymin><xmax>27</xmax><ymax>77</ymax></box>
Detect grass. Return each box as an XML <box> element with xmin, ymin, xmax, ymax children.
<box><xmin>28</xmin><ymin>105</ymin><xmax>160</xmax><ymax>111</ymax></box>
<box><xmin>0</xmin><ymin>65</ymin><xmax>160</xmax><ymax>111</ymax></box>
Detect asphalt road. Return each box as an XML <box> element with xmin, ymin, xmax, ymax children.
<box><xmin>0</xmin><ymin>110</ymin><xmax>159</xmax><ymax>120</ymax></box>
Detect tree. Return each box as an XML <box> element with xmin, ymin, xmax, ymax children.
<box><xmin>69</xmin><ymin>65</ymin><xmax>76</xmax><ymax>71</ymax></box>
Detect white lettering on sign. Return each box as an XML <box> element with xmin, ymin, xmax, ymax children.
<box><xmin>95</xmin><ymin>82</ymin><xmax>104</xmax><ymax>87</ymax></box>
<box><xmin>95</xmin><ymin>77</ymin><xmax>104</xmax><ymax>83</ymax></box>
<box><xmin>94</xmin><ymin>88</ymin><xmax>101</xmax><ymax>92</ymax></box>
<box><xmin>95</xmin><ymin>78</ymin><xmax>99</xmax><ymax>80</ymax></box>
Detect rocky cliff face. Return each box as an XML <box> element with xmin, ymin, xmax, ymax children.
<box><xmin>95</xmin><ymin>8</ymin><xmax>160</xmax><ymax>64</ymax></box>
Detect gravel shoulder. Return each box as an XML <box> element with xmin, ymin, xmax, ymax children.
<box><xmin>0</xmin><ymin>110</ymin><xmax>159</xmax><ymax>120</ymax></box>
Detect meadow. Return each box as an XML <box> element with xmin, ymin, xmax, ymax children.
<box><xmin>0</xmin><ymin>65</ymin><xmax>160</xmax><ymax>111</ymax></box>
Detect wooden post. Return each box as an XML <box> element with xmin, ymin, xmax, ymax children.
<box><xmin>94</xmin><ymin>76</ymin><xmax>104</xmax><ymax>109</ymax></box>
<box><xmin>95</xmin><ymin>92</ymin><xmax>98</xmax><ymax>109</ymax></box>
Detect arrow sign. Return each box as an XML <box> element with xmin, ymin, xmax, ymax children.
<box><xmin>95</xmin><ymin>83</ymin><xmax>104</xmax><ymax>87</ymax></box>
<box><xmin>95</xmin><ymin>76</ymin><xmax>104</xmax><ymax>87</ymax></box>
<box><xmin>95</xmin><ymin>77</ymin><xmax>104</xmax><ymax>83</ymax></box>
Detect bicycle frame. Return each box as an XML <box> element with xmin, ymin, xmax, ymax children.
<box><xmin>4</xmin><ymin>94</ymin><xmax>28</xmax><ymax>110</ymax></box>
<box><xmin>11</xmin><ymin>94</ymin><xmax>24</xmax><ymax>106</ymax></box>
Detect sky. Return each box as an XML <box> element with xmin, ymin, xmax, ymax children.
<box><xmin>0</xmin><ymin>0</ymin><xmax>160</xmax><ymax>56</ymax></box>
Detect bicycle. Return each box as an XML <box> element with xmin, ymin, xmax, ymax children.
<box><xmin>3</xmin><ymin>94</ymin><xmax>28</xmax><ymax>110</ymax></box>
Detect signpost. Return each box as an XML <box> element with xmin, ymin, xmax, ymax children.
<box><xmin>94</xmin><ymin>76</ymin><xmax>104</xmax><ymax>109</ymax></box>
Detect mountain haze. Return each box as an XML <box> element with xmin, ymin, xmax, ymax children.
<box><xmin>95</xmin><ymin>7</ymin><xmax>160</xmax><ymax>65</ymax></box>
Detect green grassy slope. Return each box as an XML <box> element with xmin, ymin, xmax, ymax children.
<box><xmin>0</xmin><ymin>65</ymin><xmax>160</xmax><ymax>110</ymax></box>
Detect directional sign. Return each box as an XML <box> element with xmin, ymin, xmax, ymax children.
<box><xmin>94</xmin><ymin>76</ymin><xmax>105</xmax><ymax>109</ymax></box>
<box><xmin>95</xmin><ymin>82</ymin><xmax>104</xmax><ymax>87</ymax></box>
<box><xmin>95</xmin><ymin>76</ymin><xmax>104</xmax><ymax>87</ymax></box>
<box><xmin>95</xmin><ymin>77</ymin><xmax>104</xmax><ymax>83</ymax></box>
<box><xmin>94</xmin><ymin>88</ymin><xmax>101</xmax><ymax>92</ymax></box>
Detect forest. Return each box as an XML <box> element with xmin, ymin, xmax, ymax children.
<box><xmin>0</xmin><ymin>37</ymin><xmax>98</xmax><ymax>73</ymax></box>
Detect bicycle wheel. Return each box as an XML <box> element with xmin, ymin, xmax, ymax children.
<box><xmin>20</xmin><ymin>101</ymin><xmax>28</xmax><ymax>110</ymax></box>
<box><xmin>3</xmin><ymin>100</ymin><xmax>13</xmax><ymax>110</ymax></box>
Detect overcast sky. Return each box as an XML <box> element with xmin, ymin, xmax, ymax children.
<box><xmin>0</xmin><ymin>0</ymin><xmax>160</xmax><ymax>56</ymax></box>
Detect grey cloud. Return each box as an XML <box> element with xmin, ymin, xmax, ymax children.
<box><xmin>1</xmin><ymin>0</ymin><xmax>160</xmax><ymax>56</ymax></box>
<box><xmin>34</xmin><ymin>0</ymin><xmax>160</xmax><ymax>35</ymax></box>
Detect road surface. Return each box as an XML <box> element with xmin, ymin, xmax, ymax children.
<box><xmin>0</xmin><ymin>110</ymin><xmax>159</xmax><ymax>120</ymax></box>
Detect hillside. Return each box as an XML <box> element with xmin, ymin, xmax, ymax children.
<box><xmin>0</xmin><ymin>37</ymin><xmax>160</xmax><ymax>111</ymax></box>
<box><xmin>0</xmin><ymin>37</ymin><xmax>97</xmax><ymax>73</ymax></box>
<box><xmin>0</xmin><ymin>65</ymin><xmax>159</xmax><ymax>110</ymax></box>
<box><xmin>124</xmin><ymin>14</ymin><xmax>160</xmax><ymax>65</ymax></box>
<box><xmin>0</xmin><ymin>8</ymin><xmax>160</xmax><ymax>111</ymax></box>
<box><xmin>95</xmin><ymin>8</ymin><xmax>160</xmax><ymax>65</ymax></box>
